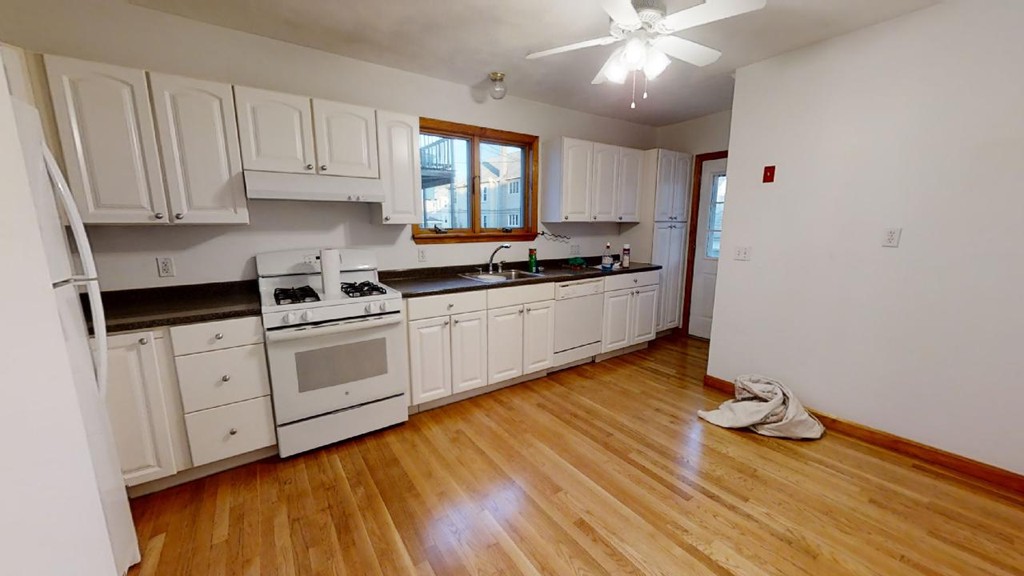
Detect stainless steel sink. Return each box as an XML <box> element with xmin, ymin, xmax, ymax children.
<box><xmin>460</xmin><ymin>270</ymin><xmax>543</xmax><ymax>283</ymax></box>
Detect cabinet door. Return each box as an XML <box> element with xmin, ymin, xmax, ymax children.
<box><xmin>523</xmin><ymin>300</ymin><xmax>555</xmax><ymax>373</ymax></box>
<box><xmin>312</xmin><ymin>99</ymin><xmax>379</xmax><ymax>178</ymax></box>
<box><xmin>653</xmin><ymin>150</ymin><xmax>676</xmax><ymax>222</ymax></box>
<box><xmin>234</xmin><ymin>86</ymin><xmax>315</xmax><ymax>174</ymax></box>
<box><xmin>377</xmin><ymin>111</ymin><xmax>422</xmax><ymax>224</ymax></box>
<box><xmin>632</xmin><ymin>285</ymin><xmax>660</xmax><ymax>344</ymax></box>
<box><xmin>561</xmin><ymin>138</ymin><xmax>593</xmax><ymax>222</ymax></box>
<box><xmin>451</xmin><ymin>310</ymin><xmax>488</xmax><ymax>394</ymax></box>
<box><xmin>488</xmin><ymin>305</ymin><xmax>524</xmax><ymax>384</ymax></box>
<box><xmin>408</xmin><ymin>317</ymin><xmax>452</xmax><ymax>404</ymax></box>
<box><xmin>601</xmin><ymin>289</ymin><xmax>632</xmax><ymax>353</ymax></box>
<box><xmin>45</xmin><ymin>56</ymin><xmax>168</xmax><ymax>224</ymax></box>
<box><xmin>653</xmin><ymin>223</ymin><xmax>685</xmax><ymax>332</ymax></box>
<box><xmin>150</xmin><ymin>73</ymin><xmax>248</xmax><ymax>224</ymax></box>
<box><xmin>104</xmin><ymin>332</ymin><xmax>177</xmax><ymax>486</ymax></box>
<box><xmin>616</xmin><ymin>147</ymin><xmax>644</xmax><ymax>222</ymax></box>
<box><xmin>671</xmin><ymin>152</ymin><xmax>692</xmax><ymax>221</ymax></box>
<box><xmin>591</xmin><ymin>143</ymin><xmax>618</xmax><ymax>222</ymax></box>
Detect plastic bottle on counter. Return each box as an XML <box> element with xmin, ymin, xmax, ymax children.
<box><xmin>601</xmin><ymin>242</ymin><xmax>614</xmax><ymax>271</ymax></box>
<box><xmin>528</xmin><ymin>246</ymin><xmax>538</xmax><ymax>273</ymax></box>
<box><xmin>621</xmin><ymin>244</ymin><xmax>631</xmax><ymax>269</ymax></box>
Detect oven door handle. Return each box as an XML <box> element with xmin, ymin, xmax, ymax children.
<box><xmin>266</xmin><ymin>314</ymin><xmax>403</xmax><ymax>343</ymax></box>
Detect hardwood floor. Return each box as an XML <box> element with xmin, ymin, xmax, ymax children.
<box><xmin>127</xmin><ymin>334</ymin><xmax>1024</xmax><ymax>575</ymax></box>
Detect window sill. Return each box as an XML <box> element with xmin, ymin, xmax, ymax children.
<box><xmin>412</xmin><ymin>232</ymin><xmax>538</xmax><ymax>245</ymax></box>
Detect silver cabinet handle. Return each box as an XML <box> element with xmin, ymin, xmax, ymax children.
<box><xmin>215</xmin><ymin>333</ymin><xmax>224</xmax><ymax>340</ymax></box>
<box><xmin>154</xmin><ymin>212</ymin><xmax>164</xmax><ymax>220</ymax></box>
<box><xmin>221</xmin><ymin>375</ymin><xmax>231</xmax><ymax>382</ymax></box>
<box><xmin>305</xmin><ymin>164</ymin><xmax>314</xmax><ymax>170</ymax></box>
<box><xmin>174</xmin><ymin>213</ymin><xmax>184</xmax><ymax>220</ymax></box>
<box><xmin>138</xmin><ymin>337</ymin><xmax>148</xmax><ymax>345</ymax></box>
<box><xmin>320</xmin><ymin>165</ymin><xmax>327</xmax><ymax>171</ymax></box>
<box><xmin>229</xmin><ymin>428</ymin><xmax>238</xmax><ymax>436</ymax></box>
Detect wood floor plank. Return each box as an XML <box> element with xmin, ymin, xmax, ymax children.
<box><xmin>126</xmin><ymin>334</ymin><xmax>1024</xmax><ymax>576</ymax></box>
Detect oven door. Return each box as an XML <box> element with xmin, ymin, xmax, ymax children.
<box><xmin>265</xmin><ymin>313</ymin><xmax>409</xmax><ymax>425</ymax></box>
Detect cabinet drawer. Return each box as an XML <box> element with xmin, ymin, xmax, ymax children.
<box><xmin>170</xmin><ymin>316</ymin><xmax>263</xmax><ymax>355</ymax></box>
<box><xmin>487</xmin><ymin>283</ymin><xmax>555</xmax><ymax>309</ymax></box>
<box><xmin>604</xmin><ymin>270</ymin><xmax>660</xmax><ymax>292</ymax></box>
<box><xmin>185</xmin><ymin>396</ymin><xmax>276</xmax><ymax>466</ymax></box>
<box><xmin>407</xmin><ymin>291</ymin><xmax>487</xmax><ymax>321</ymax></box>
<box><xmin>175</xmin><ymin>344</ymin><xmax>270</xmax><ymax>413</ymax></box>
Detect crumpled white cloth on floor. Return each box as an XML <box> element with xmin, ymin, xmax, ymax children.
<box><xmin>698</xmin><ymin>375</ymin><xmax>825</xmax><ymax>440</ymax></box>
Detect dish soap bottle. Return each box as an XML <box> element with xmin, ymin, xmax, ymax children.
<box><xmin>601</xmin><ymin>242</ymin><xmax>614</xmax><ymax>271</ymax></box>
<box><xmin>621</xmin><ymin>244</ymin><xmax>631</xmax><ymax>269</ymax></box>
<box><xmin>528</xmin><ymin>246</ymin><xmax>538</xmax><ymax>273</ymax></box>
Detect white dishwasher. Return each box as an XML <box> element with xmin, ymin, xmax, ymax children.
<box><xmin>554</xmin><ymin>278</ymin><xmax>605</xmax><ymax>363</ymax></box>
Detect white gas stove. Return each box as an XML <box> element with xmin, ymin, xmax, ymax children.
<box><xmin>256</xmin><ymin>249</ymin><xmax>409</xmax><ymax>457</ymax></box>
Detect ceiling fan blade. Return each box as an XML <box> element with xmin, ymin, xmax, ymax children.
<box><xmin>659</xmin><ymin>0</ymin><xmax>767</xmax><ymax>33</ymax></box>
<box><xmin>526</xmin><ymin>36</ymin><xmax>619</xmax><ymax>59</ymax></box>
<box><xmin>601</xmin><ymin>0</ymin><xmax>642</xmax><ymax>28</ymax></box>
<box><xmin>653</xmin><ymin>36</ymin><xmax>722</xmax><ymax>67</ymax></box>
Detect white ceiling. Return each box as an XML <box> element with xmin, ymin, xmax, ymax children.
<box><xmin>127</xmin><ymin>0</ymin><xmax>937</xmax><ymax>127</ymax></box>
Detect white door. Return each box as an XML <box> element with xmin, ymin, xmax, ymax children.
<box><xmin>591</xmin><ymin>143</ymin><xmax>618</xmax><ymax>222</ymax></box>
<box><xmin>601</xmin><ymin>289</ymin><xmax>632</xmax><ymax>353</ymax></box>
<box><xmin>488</xmin><ymin>305</ymin><xmax>524</xmax><ymax>384</ymax></box>
<box><xmin>653</xmin><ymin>150</ymin><xmax>676</xmax><ymax>222</ymax></box>
<box><xmin>689</xmin><ymin>157</ymin><xmax>728</xmax><ymax>339</ymax></box>
<box><xmin>104</xmin><ymin>331</ymin><xmax>177</xmax><ymax>486</ymax></box>
<box><xmin>408</xmin><ymin>317</ymin><xmax>451</xmax><ymax>404</ymax></box>
<box><xmin>45</xmin><ymin>56</ymin><xmax>168</xmax><ymax>224</ymax></box>
<box><xmin>523</xmin><ymin>300</ymin><xmax>555</xmax><ymax>373</ymax></box>
<box><xmin>377</xmin><ymin>111</ymin><xmax>422</xmax><ymax>224</ymax></box>
<box><xmin>671</xmin><ymin>152</ymin><xmax>692</xmax><ymax>221</ymax></box>
<box><xmin>312</xmin><ymin>99</ymin><xmax>379</xmax><ymax>178</ymax></box>
<box><xmin>149</xmin><ymin>73</ymin><xmax>248</xmax><ymax>224</ymax></box>
<box><xmin>560</xmin><ymin>138</ymin><xmax>593</xmax><ymax>222</ymax></box>
<box><xmin>234</xmin><ymin>86</ymin><xmax>315</xmax><ymax>174</ymax></box>
<box><xmin>616</xmin><ymin>147</ymin><xmax>644</xmax><ymax>222</ymax></box>
<box><xmin>451</xmin><ymin>311</ymin><xmax>488</xmax><ymax>394</ymax></box>
<box><xmin>632</xmin><ymin>285</ymin><xmax>659</xmax><ymax>344</ymax></box>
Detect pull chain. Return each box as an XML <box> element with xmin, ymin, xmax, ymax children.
<box><xmin>643</xmin><ymin>74</ymin><xmax>649</xmax><ymax>99</ymax></box>
<box><xmin>630</xmin><ymin>71</ymin><xmax>637</xmax><ymax>109</ymax></box>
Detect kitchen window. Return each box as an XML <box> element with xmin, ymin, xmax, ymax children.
<box><xmin>414</xmin><ymin>118</ymin><xmax>539</xmax><ymax>244</ymax></box>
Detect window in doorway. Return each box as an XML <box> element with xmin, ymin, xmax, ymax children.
<box><xmin>705</xmin><ymin>173</ymin><xmax>727</xmax><ymax>258</ymax></box>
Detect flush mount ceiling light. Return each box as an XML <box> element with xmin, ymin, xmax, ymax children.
<box><xmin>526</xmin><ymin>0</ymin><xmax>767</xmax><ymax>109</ymax></box>
<box><xmin>488</xmin><ymin>72</ymin><xmax>508</xmax><ymax>100</ymax></box>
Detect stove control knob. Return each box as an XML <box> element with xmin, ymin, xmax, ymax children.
<box><xmin>302</xmin><ymin>310</ymin><xmax>314</xmax><ymax>322</ymax></box>
<box><xmin>364</xmin><ymin>304</ymin><xmax>373</xmax><ymax>314</ymax></box>
<box><xmin>378</xmin><ymin>301</ymin><xmax>388</xmax><ymax>312</ymax></box>
<box><xmin>282</xmin><ymin>312</ymin><xmax>296</xmax><ymax>325</ymax></box>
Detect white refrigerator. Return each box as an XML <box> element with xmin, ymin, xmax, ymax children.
<box><xmin>12</xmin><ymin>96</ymin><xmax>141</xmax><ymax>574</ymax></box>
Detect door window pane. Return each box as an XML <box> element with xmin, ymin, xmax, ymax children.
<box><xmin>420</xmin><ymin>134</ymin><xmax>471</xmax><ymax>229</ymax></box>
<box><xmin>706</xmin><ymin>231</ymin><xmax>722</xmax><ymax>259</ymax></box>
<box><xmin>705</xmin><ymin>173</ymin><xmax>727</xmax><ymax>259</ymax></box>
<box><xmin>480</xmin><ymin>142</ymin><xmax>525</xmax><ymax>230</ymax></box>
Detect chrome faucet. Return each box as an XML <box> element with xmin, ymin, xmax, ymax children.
<box><xmin>488</xmin><ymin>244</ymin><xmax>512</xmax><ymax>273</ymax></box>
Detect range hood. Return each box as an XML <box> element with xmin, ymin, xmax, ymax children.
<box><xmin>244</xmin><ymin>170</ymin><xmax>386</xmax><ymax>203</ymax></box>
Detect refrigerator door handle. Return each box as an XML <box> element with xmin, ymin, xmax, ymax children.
<box><xmin>42</xmin><ymin>145</ymin><xmax>109</xmax><ymax>398</ymax></box>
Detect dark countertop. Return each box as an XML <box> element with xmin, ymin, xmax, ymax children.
<box><xmin>85</xmin><ymin>280</ymin><xmax>261</xmax><ymax>334</ymax></box>
<box><xmin>381</xmin><ymin>259</ymin><xmax>661</xmax><ymax>298</ymax></box>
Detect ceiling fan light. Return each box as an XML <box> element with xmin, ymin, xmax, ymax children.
<box><xmin>602</xmin><ymin>46</ymin><xmax>629</xmax><ymax>84</ymax></box>
<box><xmin>643</xmin><ymin>49</ymin><xmax>671</xmax><ymax>80</ymax></box>
<box><xmin>621</xmin><ymin>37</ymin><xmax>647</xmax><ymax>69</ymax></box>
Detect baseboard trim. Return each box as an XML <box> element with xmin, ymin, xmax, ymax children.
<box><xmin>702</xmin><ymin>374</ymin><xmax>1024</xmax><ymax>494</ymax></box>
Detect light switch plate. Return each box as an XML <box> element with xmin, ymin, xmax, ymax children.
<box><xmin>733</xmin><ymin>246</ymin><xmax>752</xmax><ymax>261</ymax></box>
<box><xmin>417</xmin><ymin>249</ymin><xmax>427</xmax><ymax>262</ymax></box>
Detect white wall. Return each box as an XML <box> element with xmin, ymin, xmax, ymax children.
<box><xmin>0</xmin><ymin>65</ymin><xmax>119</xmax><ymax>576</ymax></box>
<box><xmin>656</xmin><ymin>110</ymin><xmax>732</xmax><ymax>155</ymax></box>
<box><xmin>0</xmin><ymin>0</ymin><xmax>656</xmax><ymax>290</ymax></box>
<box><xmin>709</xmin><ymin>0</ymin><xmax>1024</xmax><ymax>474</ymax></box>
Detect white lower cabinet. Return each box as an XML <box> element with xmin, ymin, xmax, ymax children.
<box><xmin>451</xmin><ymin>310</ymin><xmax>488</xmax><ymax>394</ymax></box>
<box><xmin>487</xmin><ymin>305</ymin><xmax>525</xmax><ymax>385</ymax></box>
<box><xmin>602</xmin><ymin>282</ymin><xmax>660</xmax><ymax>353</ymax></box>
<box><xmin>103</xmin><ymin>330</ymin><xmax>187</xmax><ymax>486</ymax></box>
<box><xmin>408</xmin><ymin>316</ymin><xmax>452</xmax><ymax>404</ymax></box>
<box><xmin>523</xmin><ymin>301</ymin><xmax>555</xmax><ymax>373</ymax></box>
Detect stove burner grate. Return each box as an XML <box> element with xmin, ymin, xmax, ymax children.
<box><xmin>340</xmin><ymin>281</ymin><xmax>387</xmax><ymax>298</ymax></box>
<box><xmin>274</xmin><ymin>286</ymin><xmax>320</xmax><ymax>305</ymax></box>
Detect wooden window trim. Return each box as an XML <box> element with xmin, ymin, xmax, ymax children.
<box><xmin>413</xmin><ymin>118</ymin><xmax>539</xmax><ymax>244</ymax></box>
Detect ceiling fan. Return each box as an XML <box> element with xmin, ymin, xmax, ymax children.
<box><xmin>527</xmin><ymin>0</ymin><xmax>767</xmax><ymax>106</ymax></box>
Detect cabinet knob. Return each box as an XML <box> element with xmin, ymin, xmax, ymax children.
<box><xmin>518</xmin><ymin>308</ymin><xmax>524</xmax><ymax>315</ymax></box>
<box><xmin>633</xmin><ymin>278</ymin><xmax>638</xmax><ymax>284</ymax></box>
<box><xmin>447</xmin><ymin>303</ymin><xmax>454</xmax><ymax>309</ymax></box>
<box><xmin>320</xmin><ymin>165</ymin><xmax>328</xmax><ymax>171</ymax></box>
<box><xmin>443</xmin><ymin>320</ymin><xmax>450</xmax><ymax>326</ymax></box>
<box><xmin>305</xmin><ymin>164</ymin><xmax>314</xmax><ymax>170</ymax></box>
<box><xmin>384</xmin><ymin>216</ymin><xmax>391</xmax><ymax>222</ymax></box>
<box><xmin>564</xmin><ymin>216</ymin><xmax>569</xmax><ymax>221</ymax></box>
<box><xmin>453</xmin><ymin>319</ymin><xmax>460</xmax><ymax>325</ymax></box>
<box><xmin>618</xmin><ymin>217</ymin><xmax>623</xmax><ymax>221</ymax></box>
<box><xmin>229</xmin><ymin>428</ymin><xmax>238</xmax><ymax>436</ymax></box>
<box><xmin>593</xmin><ymin>216</ymin><xmax>597</xmax><ymax>220</ymax></box>
<box><xmin>214</xmin><ymin>333</ymin><xmax>224</xmax><ymax>340</ymax></box>
<box><xmin>138</xmin><ymin>337</ymin><xmax>148</xmax><ymax>345</ymax></box>
<box><xmin>526</xmin><ymin>307</ymin><xmax>532</xmax><ymax>312</ymax></box>
<box><xmin>174</xmin><ymin>213</ymin><xmax>184</xmax><ymax>220</ymax></box>
<box><xmin>221</xmin><ymin>375</ymin><xmax>231</xmax><ymax>382</ymax></box>
<box><xmin>154</xmin><ymin>213</ymin><xmax>165</xmax><ymax>220</ymax></box>
<box><xmin>355</xmin><ymin>196</ymin><xmax>361</xmax><ymax>201</ymax></box>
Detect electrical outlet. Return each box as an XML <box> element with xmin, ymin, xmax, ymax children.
<box><xmin>883</xmin><ymin>227</ymin><xmax>902</xmax><ymax>248</ymax></box>
<box><xmin>733</xmin><ymin>246</ymin><xmax>752</xmax><ymax>261</ymax></box>
<box><xmin>302</xmin><ymin>254</ymin><xmax>318</xmax><ymax>266</ymax></box>
<box><xmin>417</xmin><ymin>248</ymin><xmax>427</xmax><ymax>262</ymax></box>
<box><xmin>156</xmin><ymin>257</ymin><xmax>176</xmax><ymax>278</ymax></box>
<box><xmin>569</xmin><ymin>244</ymin><xmax>581</xmax><ymax>256</ymax></box>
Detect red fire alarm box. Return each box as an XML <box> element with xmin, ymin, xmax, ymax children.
<box><xmin>763</xmin><ymin>165</ymin><xmax>776</xmax><ymax>183</ymax></box>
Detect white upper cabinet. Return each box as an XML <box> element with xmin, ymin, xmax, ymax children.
<box><xmin>653</xmin><ymin>150</ymin><xmax>692</xmax><ymax>222</ymax></box>
<box><xmin>234</xmin><ymin>86</ymin><xmax>315</xmax><ymax>174</ymax></box>
<box><xmin>671</xmin><ymin>153</ymin><xmax>692</xmax><ymax>221</ymax></box>
<box><xmin>377</xmin><ymin>111</ymin><xmax>422</xmax><ymax>224</ymax></box>
<box><xmin>591</xmin><ymin>143</ymin><xmax>618</xmax><ymax>222</ymax></box>
<box><xmin>523</xmin><ymin>300</ymin><xmax>555</xmax><ymax>374</ymax></box>
<box><xmin>617</xmin><ymin>147</ymin><xmax>644</xmax><ymax>222</ymax></box>
<box><xmin>312</xmin><ymin>99</ymin><xmax>379</xmax><ymax>178</ymax></box>
<box><xmin>150</xmin><ymin>73</ymin><xmax>248</xmax><ymax>224</ymax></box>
<box><xmin>46</xmin><ymin>55</ymin><xmax>168</xmax><ymax>224</ymax></box>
